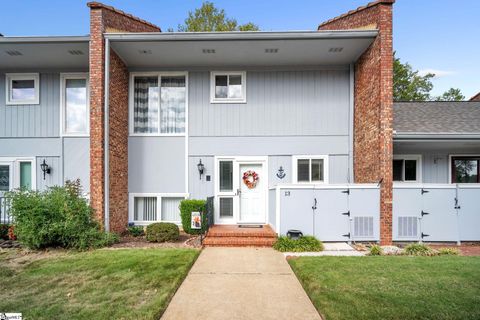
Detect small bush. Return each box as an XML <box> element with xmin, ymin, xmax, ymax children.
<box><xmin>369</xmin><ymin>244</ymin><xmax>383</xmax><ymax>256</ymax></box>
<box><xmin>127</xmin><ymin>225</ymin><xmax>144</xmax><ymax>237</ymax></box>
<box><xmin>403</xmin><ymin>243</ymin><xmax>436</xmax><ymax>256</ymax></box>
<box><xmin>438</xmin><ymin>247</ymin><xmax>459</xmax><ymax>256</ymax></box>
<box><xmin>7</xmin><ymin>180</ymin><xmax>119</xmax><ymax>250</ymax></box>
<box><xmin>273</xmin><ymin>236</ymin><xmax>324</xmax><ymax>252</ymax></box>
<box><xmin>0</xmin><ymin>224</ymin><xmax>9</xmax><ymax>240</ymax></box>
<box><xmin>179</xmin><ymin>199</ymin><xmax>207</xmax><ymax>235</ymax></box>
<box><xmin>146</xmin><ymin>222</ymin><xmax>179</xmax><ymax>242</ymax></box>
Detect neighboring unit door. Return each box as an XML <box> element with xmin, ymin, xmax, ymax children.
<box><xmin>0</xmin><ymin>162</ymin><xmax>13</xmax><ymax>223</ymax></box>
<box><xmin>239</xmin><ymin>163</ymin><xmax>265</xmax><ymax>224</ymax></box>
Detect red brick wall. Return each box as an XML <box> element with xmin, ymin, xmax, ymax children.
<box><xmin>319</xmin><ymin>0</ymin><xmax>394</xmax><ymax>244</ymax></box>
<box><xmin>88</xmin><ymin>3</ymin><xmax>160</xmax><ymax>232</ymax></box>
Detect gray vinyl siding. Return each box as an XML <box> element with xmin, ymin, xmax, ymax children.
<box><xmin>0</xmin><ymin>73</ymin><xmax>61</xmax><ymax>137</ymax></box>
<box><xmin>188</xmin><ymin>69</ymin><xmax>350</xmax><ymax>137</ymax></box>
<box><xmin>188</xmin><ymin>156</ymin><xmax>214</xmax><ymax>200</ymax></box>
<box><xmin>394</xmin><ymin>142</ymin><xmax>480</xmax><ymax>184</ymax></box>
<box><xmin>63</xmin><ymin>137</ymin><xmax>90</xmax><ymax>192</ymax></box>
<box><xmin>128</xmin><ymin>137</ymin><xmax>186</xmax><ymax>193</ymax></box>
<box><xmin>0</xmin><ymin>137</ymin><xmax>90</xmax><ymax>192</ymax></box>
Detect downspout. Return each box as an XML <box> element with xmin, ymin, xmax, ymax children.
<box><xmin>348</xmin><ymin>63</ymin><xmax>354</xmax><ymax>183</ymax></box>
<box><xmin>104</xmin><ymin>38</ymin><xmax>110</xmax><ymax>232</ymax></box>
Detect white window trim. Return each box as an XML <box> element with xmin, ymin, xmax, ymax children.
<box><xmin>448</xmin><ymin>154</ymin><xmax>480</xmax><ymax>184</ymax></box>
<box><xmin>129</xmin><ymin>71</ymin><xmax>188</xmax><ymax>137</ymax></box>
<box><xmin>292</xmin><ymin>155</ymin><xmax>329</xmax><ymax>184</ymax></box>
<box><xmin>60</xmin><ymin>73</ymin><xmax>90</xmax><ymax>137</ymax></box>
<box><xmin>128</xmin><ymin>193</ymin><xmax>188</xmax><ymax>225</ymax></box>
<box><xmin>393</xmin><ymin>154</ymin><xmax>422</xmax><ymax>183</ymax></box>
<box><xmin>210</xmin><ymin>71</ymin><xmax>247</xmax><ymax>104</ymax></box>
<box><xmin>5</xmin><ymin>73</ymin><xmax>40</xmax><ymax>105</ymax></box>
<box><xmin>0</xmin><ymin>157</ymin><xmax>36</xmax><ymax>191</ymax></box>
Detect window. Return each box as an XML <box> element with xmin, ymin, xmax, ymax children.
<box><xmin>6</xmin><ymin>73</ymin><xmax>39</xmax><ymax>105</ymax></box>
<box><xmin>393</xmin><ymin>155</ymin><xmax>421</xmax><ymax>182</ymax></box>
<box><xmin>451</xmin><ymin>156</ymin><xmax>480</xmax><ymax>183</ymax></box>
<box><xmin>61</xmin><ymin>74</ymin><xmax>89</xmax><ymax>135</ymax></box>
<box><xmin>131</xmin><ymin>73</ymin><xmax>187</xmax><ymax>135</ymax></box>
<box><xmin>293</xmin><ymin>156</ymin><xmax>328</xmax><ymax>183</ymax></box>
<box><xmin>19</xmin><ymin>161</ymin><xmax>32</xmax><ymax>190</ymax></box>
<box><xmin>129</xmin><ymin>194</ymin><xmax>187</xmax><ymax>224</ymax></box>
<box><xmin>210</xmin><ymin>71</ymin><xmax>246</xmax><ymax>103</ymax></box>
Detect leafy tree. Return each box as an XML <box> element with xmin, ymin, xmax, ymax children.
<box><xmin>435</xmin><ymin>88</ymin><xmax>465</xmax><ymax>101</ymax></box>
<box><xmin>394</xmin><ymin>53</ymin><xmax>465</xmax><ymax>101</ymax></box>
<box><xmin>393</xmin><ymin>54</ymin><xmax>434</xmax><ymax>101</ymax></box>
<box><xmin>177</xmin><ymin>2</ymin><xmax>259</xmax><ymax>32</ymax></box>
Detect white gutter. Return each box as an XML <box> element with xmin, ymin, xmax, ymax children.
<box><xmin>348</xmin><ymin>63</ymin><xmax>354</xmax><ymax>183</ymax></box>
<box><xmin>394</xmin><ymin>133</ymin><xmax>480</xmax><ymax>140</ymax></box>
<box><xmin>104</xmin><ymin>30</ymin><xmax>378</xmax><ymax>42</ymax></box>
<box><xmin>104</xmin><ymin>38</ymin><xmax>110</xmax><ymax>232</ymax></box>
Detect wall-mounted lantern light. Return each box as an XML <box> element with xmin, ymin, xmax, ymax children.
<box><xmin>40</xmin><ymin>159</ymin><xmax>51</xmax><ymax>180</ymax></box>
<box><xmin>197</xmin><ymin>159</ymin><xmax>205</xmax><ymax>180</ymax></box>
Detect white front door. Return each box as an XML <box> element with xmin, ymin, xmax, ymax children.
<box><xmin>239</xmin><ymin>163</ymin><xmax>265</xmax><ymax>223</ymax></box>
<box><xmin>215</xmin><ymin>157</ymin><xmax>267</xmax><ymax>224</ymax></box>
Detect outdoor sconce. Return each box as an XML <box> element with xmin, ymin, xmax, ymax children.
<box><xmin>197</xmin><ymin>159</ymin><xmax>205</xmax><ymax>180</ymax></box>
<box><xmin>40</xmin><ymin>159</ymin><xmax>51</xmax><ymax>180</ymax></box>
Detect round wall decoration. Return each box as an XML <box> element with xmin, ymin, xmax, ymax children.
<box><xmin>242</xmin><ymin>170</ymin><xmax>259</xmax><ymax>189</ymax></box>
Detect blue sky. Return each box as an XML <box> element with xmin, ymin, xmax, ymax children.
<box><xmin>1</xmin><ymin>0</ymin><xmax>479</xmax><ymax>98</ymax></box>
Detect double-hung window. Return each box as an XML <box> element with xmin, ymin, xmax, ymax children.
<box><xmin>61</xmin><ymin>73</ymin><xmax>89</xmax><ymax>136</ymax></box>
<box><xmin>293</xmin><ymin>156</ymin><xmax>328</xmax><ymax>183</ymax></box>
<box><xmin>210</xmin><ymin>71</ymin><xmax>246</xmax><ymax>103</ymax></box>
<box><xmin>451</xmin><ymin>156</ymin><xmax>480</xmax><ymax>183</ymax></box>
<box><xmin>131</xmin><ymin>73</ymin><xmax>187</xmax><ymax>135</ymax></box>
<box><xmin>5</xmin><ymin>73</ymin><xmax>40</xmax><ymax>105</ymax></box>
<box><xmin>393</xmin><ymin>155</ymin><xmax>421</xmax><ymax>182</ymax></box>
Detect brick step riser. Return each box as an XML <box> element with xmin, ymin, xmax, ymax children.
<box><xmin>206</xmin><ymin>233</ymin><xmax>277</xmax><ymax>238</ymax></box>
<box><xmin>203</xmin><ymin>237</ymin><xmax>276</xmax><ymax>247</ymax></box>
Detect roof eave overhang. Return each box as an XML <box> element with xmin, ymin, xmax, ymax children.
<box><xmin>104</xmin><ymin>30</ymin><xmax>378</xmax><ymax>42</ymax></box>
<box><xmin>0</xmin><ymin>36</ymin><xmax>90</xmax><ymax>43</ymax></box>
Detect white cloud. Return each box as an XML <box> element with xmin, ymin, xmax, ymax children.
<box><xmin>418</xmin><ymin>68</ymin><xmax>455</xmax><ymax>78</ymax></box>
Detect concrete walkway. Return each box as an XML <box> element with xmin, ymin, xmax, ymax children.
<box><xmin>161</xmin><ymin>247</ymin><xmax>322</xmax><ymax>320</ymax></box>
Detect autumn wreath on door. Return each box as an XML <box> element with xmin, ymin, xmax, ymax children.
<box><xmin>242</xmin><ymin>170</ymin><xmax>259</xmax><ymax>189</ymax></box>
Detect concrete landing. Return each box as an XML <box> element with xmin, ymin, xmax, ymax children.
<box><xmin>161</xmin><ymin>247</ymin><xmax>322</xmax><ymax>320</ymax></box>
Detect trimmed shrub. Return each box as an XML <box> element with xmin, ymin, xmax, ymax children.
<box><xmin>7</xmin><ymin>180</ymin><xmax>119</xmax><ymax>250</ymax></box>
<box><xmin>273</xmin><ymin>236</ymin><xmax>324</xmax><ymax>252</ymax></box>
<box><xmin>127</xmin><ymin>225</ymin><xmax>144</xmax><ymax>237</ymax></box>
<box><xmin>438</xmin><ymin>247</ymin><xmax>459</xmax><ymax>256</ymax></box>
<box><xmin>179</xmin><ymin>199</ymin><xmax>207</xmax><ymax>235</ymax></box>
<box><xmin>0</xmin><ymin>224</ymin><xmax>9</xmax><ymax>240</ymax></box>
<box><xmin>403</xmin><ymin>243</ymin><xmax>436</xmax><ymax>256</ymax></box>
<box><xmin>146</xmin><ymin>222</ymin><xmax>179</xmax><ymax>242</ymax></box>
<box><xmin>369</xmin><ymin>244</ymin><xmax>383</xmax><ymax>256</ymax></box>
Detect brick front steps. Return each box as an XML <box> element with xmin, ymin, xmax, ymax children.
<box><xmin>203</xmin><ymin>225</ymin><xmax>277</xmax><ymax>247</ymax></box>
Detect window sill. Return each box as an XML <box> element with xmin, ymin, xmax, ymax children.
<box><xmin>129</xmin><ymin>133</ymin><xmax>186</xmax><ymax>137</ymax></box>
<box><xmin>210</xmin><ymin>99</ymin><xmax>247</xmax><ymax>104</ymax></box>
<box><xmin>6</xmin><ymin>100</ymin><xmax>40</xmax><ymax>106</ymax></box>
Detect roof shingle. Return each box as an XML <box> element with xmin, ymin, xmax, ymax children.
<box><xmin>393</xmin><ymin>101</ymin><xmax>480</xmax><ymax>134</ymax></box>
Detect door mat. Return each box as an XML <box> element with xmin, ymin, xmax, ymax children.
<box><xmin>238</xmin><ymin>225</ymin><xmax>263</xmax><ymax>228</ymax></box>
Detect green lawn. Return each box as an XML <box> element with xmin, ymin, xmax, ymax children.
<box><xmin>0</xmin><ymin>248</ymin><xmax>199</xmax><ymax>319</ymax></box>
<box><xmin>289</xmin><ymin>256</ymin><xmax>480</xmax><ymax>320</ymax></box>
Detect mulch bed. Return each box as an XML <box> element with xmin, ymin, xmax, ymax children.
<box><xmin>428</xmin><ymin>243</ymin><xmax>480</xmax><ymax>256</ymax></box>
<box><xmin>111</xmin><ymin>232</ymin><xmax>202</xmax><ymax>249</ymax></box>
